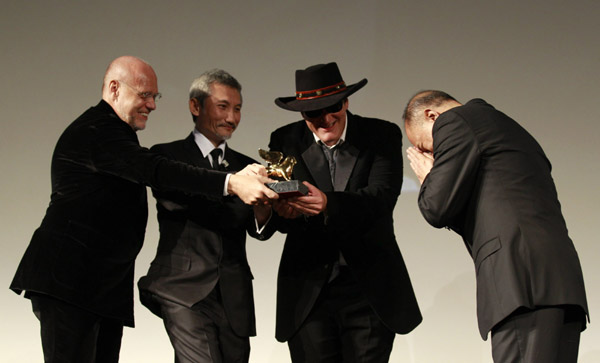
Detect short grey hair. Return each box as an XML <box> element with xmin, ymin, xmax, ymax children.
<box><xmin>189</xmin><ymin>69</ymin><xmax>242</xmax><ymax>106</ymax></box>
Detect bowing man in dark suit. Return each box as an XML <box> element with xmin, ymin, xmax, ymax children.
<box><xmin>138</xmin><ymin>69</ymin><xmax>274</xmax><ymax>363</ymax></box>
<box><xmin>404</xmin><ymin>90</ymin><xmax>589</xmax><ymax>362</ymax></box>
<box><xmin>268</xmin><ymin>62</ymin><xmax>422</xmax><ymax>363</ymax></box>
<box><xmin>9</xmin><ymin>57</ymin><xmax>277</xmax><ymax>363</ymax></box>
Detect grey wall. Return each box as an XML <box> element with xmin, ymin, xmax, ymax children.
<box><xmin>1</xmin><ymin>1</ymin><xmax>598</xmax><ymax>361</ymax></box>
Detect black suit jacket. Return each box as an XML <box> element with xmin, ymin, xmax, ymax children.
<box><xmin>418</xmin><ymin>99</ymin><xmax>589</xmax><ymax>339</ymax></box>
<box><xmin>10</xmin><ymin>101</ymin><xmax>228</xmax><ymax>327</ymax></box>
<box><xmin>138</xmin><ymin>134</ymin><xmax>273</xmax><ymax>336</ymax></box>
<box><xmin>269</xmin><ymin>112</ymin><xmax>422</xmax><ymax>342</ymax></box>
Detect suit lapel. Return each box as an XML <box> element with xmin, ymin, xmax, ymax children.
<box><xmin>222</xmin><ymin>146</ymin><xmax>241</xmax><ymax>172</ymax></box>
<box><xmin>183</xmin><ymin>133</ymin><xmax>241</xmax><ymax>172</ymax></box>
<box><xmin>302</xmin><ymin>139</ymin><xmax>334</xmax><ymax>192</ymax></box>
<box><xmin>183</xmin><ymin>133</ymin><xmax>211</xmax><ymax>168</ymax></box>
<box><xmin>334</xmin><ymin>141</ymin><xmax>358</xmax><ymax>191</ymax></box>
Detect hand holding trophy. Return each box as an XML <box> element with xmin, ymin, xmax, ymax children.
<box><xmin>258</xmin><ymin>148</ymin><xmax>308</xmax><ymax>198</ymax></box>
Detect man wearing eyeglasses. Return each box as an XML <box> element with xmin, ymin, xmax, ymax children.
<box><xmin>138</xmin><ymin>69</ymin><xmax>275</xmax><ymax>363</ymax></box>
<box><xmin>10</xmin><ymin>56</ymin><xmax>277</xmax><ymax>362</ymax></box>
<box><xmin>267</xmin><ymin>62</ymin><xmax>422</xmax><ymax>362</ymax></box>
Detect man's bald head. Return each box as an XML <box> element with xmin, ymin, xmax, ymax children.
<box><xmin>102</xmin><ymin>56</ymin><xmax>159</xmax><ymax>131</ymax></box>
<box><xmin>102</xmin><ymin>56</ymin><xmax>155</xmax><ymax>94</ymax></box>
<box><xmin>402</xmin><ymin>90</ymin><xmax>462</xmax><ymax>152</ymax></box>
<box><xmin>402</xmin><ymin>90</ymin><xmax>459</xmax><ymax>127</ymax></box>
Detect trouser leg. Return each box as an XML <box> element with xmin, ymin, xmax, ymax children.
<box><xmin>152</xmin><ymin>288</ymin><xmax>249</xmax><ymax>363</ymax></box>
<box><xmin>491</xmin><ymin>305</ymin><xmax>584</xmax><ymax>363</ymax></box>
<box><xmin>288</xmin><ymin>267</ymin><xmax>394</xmax><ymax>363</ymax></box>
<box><xmin>30</xmin><ymin>293</ymin><xmax>122</xmax><ymax>363</ymax></box>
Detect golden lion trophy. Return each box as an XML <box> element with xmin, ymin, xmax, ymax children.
<box><xmin>258</xmin><ymin>148</ymin><xmax>308</xmax><ymax>198</ymax></box>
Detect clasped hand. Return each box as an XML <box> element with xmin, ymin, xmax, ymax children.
<box><xmin>406</xmin><ymin>147</ymin><xmax>434</xmax><ymax>184</ymax></box>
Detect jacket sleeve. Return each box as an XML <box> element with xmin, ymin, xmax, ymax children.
<box><xmin>418</xmin><ymin>112</ymin><xmax>480</xmax><ymax>228</ymax></box>
<box><xmin>88</xmin><ymin>120</ymin><xmax>226</xmax><ymax>200</ymax></box>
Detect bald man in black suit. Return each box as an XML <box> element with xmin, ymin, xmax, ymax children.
<box><xmin>10</xmin><ymin>58</ymin><xmax>276</xmax><ymax>363</ymax></box>
<box><xmin>404</xmin><ymin>90</ymin><xmax>589</xmax><ymax>363</ymax></box>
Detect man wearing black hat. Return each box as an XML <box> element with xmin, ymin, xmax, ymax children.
<box><xmin>268</xmin><ymin>62</ymin><xmax>422</xmax><ymax>362</ymax></box>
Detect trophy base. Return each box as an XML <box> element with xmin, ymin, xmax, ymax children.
<box><xmin>267</xmin><ymin>180</ymin><xmax>308</xmax><ymax>198</ymax></box>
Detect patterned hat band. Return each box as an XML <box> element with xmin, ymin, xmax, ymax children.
<box><xmin>296</xmin><ymin>82</ymin><xmax>347</xmax><ymax>100</ymax></box>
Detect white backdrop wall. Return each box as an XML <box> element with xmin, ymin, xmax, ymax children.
<box><xmin>1</xmin><ymin>1</ymin><xmax>598</xmax><ymax>362</ymax></box>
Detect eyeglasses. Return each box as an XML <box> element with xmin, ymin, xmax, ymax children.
<box><xmin>302</xmin><ymin>100</ymin><xmax>345</xmax><ymax>119</ymax></box>
<box><xmin>118</xmin><ymin>80</ymin><xmax>162</xmax><ymax>102</ymax></box>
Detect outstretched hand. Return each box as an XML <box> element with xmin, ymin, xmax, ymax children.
<box><xmin>236</xmin><ymin>163</ymin><xmax>268</xmax><ymax>177</ymax></box>
<box><xmin>228</xmin><ymin>173</ymin><xmax>278</xmax><ymax>205</ymax></box>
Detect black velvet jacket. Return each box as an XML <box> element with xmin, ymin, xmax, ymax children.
<box><xmin>11</xmin><ymin>100</ymin><xmax>227</xmax><ymax>326</ymax></box>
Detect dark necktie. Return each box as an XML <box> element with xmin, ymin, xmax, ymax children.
<box><xmin>320</xmin><ymin>142</ymin><xmax>338</xmax><ymax>188</ymax></box>
<box><xmin>321</xmin><ymin>141</ymin><xmax>347</xmax><ymax>280</ymax></box>
<box><xmin>209</xmin><ymin>148</ymin><xmax>223</xmax><ymax>169</ymax></box>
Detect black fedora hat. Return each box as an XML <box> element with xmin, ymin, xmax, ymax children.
<box><xmin>275</xmin><ymin>62</ymin><xmax>368</xmax><ymax>112</ymax></box>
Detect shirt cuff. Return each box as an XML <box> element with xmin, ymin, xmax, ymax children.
<box><xmin>254</xmin><ymin>209</ymin><xmax>272</xmax><ymax>234</ymax></box>
<box><xmin>223</xmin><ymin>173</ymin><xmax>232</xmax><ymax>196</ymax></box>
